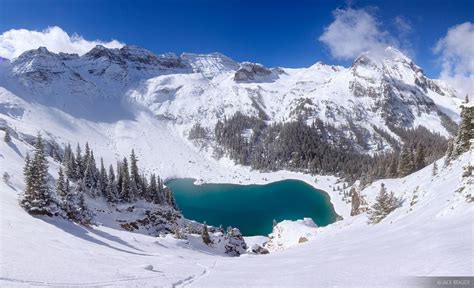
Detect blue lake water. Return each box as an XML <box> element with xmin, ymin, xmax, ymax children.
<box><xmin>166</xmin><ymin>179</ymin><xmax>338</xmax><ymax>236</ymax></box>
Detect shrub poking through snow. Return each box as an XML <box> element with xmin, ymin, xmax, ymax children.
<box><xmin>202</xmin><ymin>222</ymin><xmax>212</xmax><ymax>245</ymax></box>
<box><xmin>367</xmin><ymin>183</ymin><xmax>400</xmax><ymax>224</ymax></box>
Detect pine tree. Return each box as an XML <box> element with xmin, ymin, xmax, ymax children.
<box><xmin>22</xmin><ymin>153</ymin><xmax>33</xmax><ymax>205</ymax></box>
<box><xmin>165</xmin><ymin>187</ymin><xmax>177</xmax><ymax>209</ymax></box>
<box><xmin>432</xmin><ymin>161</ymin><xmax>438</xmax><ymax>176</ymax></box>
<box><xmin>64</xmin><ymin>143</ymin><xmax>76</xmax><ymax>179</ymax></box>
<box><xmin>398</xmin><ymin>145</ymin><xmax>413</xmax><ymax>177</ymax></box>
<box><xmin>120</xmin><ymin>157</ymin><xmax>130</xmax><ymax>202</ymax></box>
<box><xmin>106</xmin><ymin>164</ymin><xmax>118</xmax><ymax>203</ymax></box>
<box><xmin>149</xmin><ymin>173</ymin><xmax>161</xmax><ymax>204</ymax></box>
<box><xmin>20</xmin><ymin>133</ymin><xmax>56</xmax><ymax>216</ymax></box>
<box><xmin>350</xmin><ymin>187</ymin><xmax>361</xmax><ymax>216</ymax></box>
<box><xmin>368</xmin><ymin>183</ymin><xmax>399</xmax><ymax>224</ymax></box>
<box><xmin>75</xmin><ymin>143</ymin><xmax>84</xmax><ymax>180</ymax></box>
<box><xmin>129</xmin><ymin>149</ymin><xmax>140</xmax><ymax>200</ymax></box>
<box><xmin>414</xmin><ymin>144</ymin><xmax>426</xmax><ymax>171</ymax></box>
<box><xmin>157</xmin><ymin>176</ymin><xmax>166</xmax><ymax>203</ymax></box>
<box><xmin>83</xmin><ymin>150</ymin><xmax>98</xmax><ymax>193</ymax></box>
<box><xmin>140</xmin><ymin>173</ymin><xmax>149</xmax><ymax>201</ymax></box>
<box><xmin>452</xmin><ymin>106</ymin><xmax>474</xmax><ymax>159</ymax></box>
<box><xmin>388</xmin><ymin>155</ymin><xmax>398</xmax><ymax>178</ymax></box>
<box><xmin>56</xmin><ymin>167</ymin><xmax>67</xmax><ymax>199</ymax></box>
<box><xmin>98</xmin><ymin>158</ymin><xmax>108</xmax><ymax>198</ymax></box>
<box><xmin>84</xmin><ymin>142</ymin><xmax>91</xmax><ymax>167</ymax></box>
<box><xmin>444</xmin><ymin>139</ymin><xmax>454</xmax><ymax>167</ymax></box>
<box><xmin>202</xmin><ymin>222</ymin><xmax>211</xmax><ymax>245</ymax></box>
<box><xmin>4</xmin><ymin>129</ymin><xmax>11</xmax><ymax>143</ymax></box>
<box><xmin>65</xmin><ymin>180</ymin><xmax>92</xmax><ymax>225</ymax></box>
<box><xmin>116</xmin><ymin>161</ymin><xmax>123</xmax><ymax>200</ymax></box>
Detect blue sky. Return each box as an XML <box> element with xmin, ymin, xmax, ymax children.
<box><xmin>0</xmin><ymin>0</ymin><xmax>473</xmax><ymax>78</ymax></box>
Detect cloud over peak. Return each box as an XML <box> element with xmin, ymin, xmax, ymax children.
<box><xmin>0</xmin><ymin>26</ymin><xmax>124</xmax><ymax>60</ymax></box>
<box><xmin>318</xmin><ymin>7</ymin><xmax>395</xmax><ymax>60</ymax></box>
<box><xmin>434</xmin><ymin>22</ymin><xmax>474</xmax><ymax>96</ymax></box>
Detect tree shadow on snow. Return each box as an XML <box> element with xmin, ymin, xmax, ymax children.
<box><xmin>40</xmin><ymin>216</ymin><xmax>153</xmax><ymax>256</ymax></box>
<box><xmin>86</xmin><ymin>227</ymin><xmax>147</xmax><ymax>253</ymax></box>
<box><xmin>7</xmin><ymin>141</ymin><xmax>23</xmax><ymax>158</ymax></box>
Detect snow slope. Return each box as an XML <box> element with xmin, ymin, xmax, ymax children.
<box><xmin>1</xmin><ymin>128</ymin><xmax>472</xmax><ymax>287</ymax></box>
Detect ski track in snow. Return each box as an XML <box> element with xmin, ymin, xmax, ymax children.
<box><xmin>171</xmin><ymin>260</ymin><xmax>217</xmax><ymax>288</ymax></box>
<box><xmin>0</xmin><ymin>275</ymin><xmax>164</xmax><ymax>287</ymax></box>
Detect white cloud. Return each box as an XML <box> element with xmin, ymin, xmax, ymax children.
<box><xmin>319</xmin><ymin>7</ymin><xmax>394</xmax><ymax>60</ymax></box>
<box><xmin>434</xmin><ymin>22</ymin><xmax>474</xmax><ymax>97</ymax></box>
<box><xmin>0</xmin><ymin>26</ymin><xmax>124</xmax><ymax>60</ymax></box>
<box><xmin>394</xmin><ymin>16</ymin><xmax>412</xmax><ymax>35</ymax></box>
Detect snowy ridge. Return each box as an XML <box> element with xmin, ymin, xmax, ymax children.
<box><xmin>0</xmin><ymin>45</ymin><xmax>464</xmax><ymax>148</ymax></box>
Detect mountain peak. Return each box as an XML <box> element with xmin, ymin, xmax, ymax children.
<box><xmin>181</xmin><ymin>52</ymin><xmax>239</xmax><ymax>78</ymax></box>
<box><xmin>84</xmin><ymin>45</ymin><xmax>119</xmax><ymax>60</ymax></box>
<box><xmin>352</xmin><ymin>46</ymin><xmax>412</xmax><ymax>68</ymax></box>
<box><xmin>16</xmin><ymin>46</ymin><xmax>57</xmax><ymax>60</ymax></box>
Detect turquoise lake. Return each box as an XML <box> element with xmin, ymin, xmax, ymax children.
<box><xmin>166</xmin><ymin>179</ymin><xmax>338</xmax><ymax>236</ymax></box>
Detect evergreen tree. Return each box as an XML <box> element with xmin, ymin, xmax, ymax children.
<box><xmin>388</xmin><ymin>155</ymin><xmax>398</xmax><ymax>178</ymax></box>
<box><xmin>350</xmin><ymin>187</ymin><xmax>361</xmax><ymax>216</ymax></box>
<box><xmin>116</xmin><ymin>160</ymin><xmax>123</xmax><ymax>199</ymax></box>
<box><xmin>367</xmin><ymin>183</ymin><xmax>399</xmax><ymax>224</ymax></box>
<box><xmin>20</xmin><ymin>133</ymin><xmax>57</xmax><ymax>216</ymax></box>
<box><xmin>49</xmin><ymin>142</ymin><xmax>61</xmax><ymax>162</ymax></box>
<box><xmin>165</xmin><ymin>187</ymin><xmax>177</xmax><ymax>209</ymax></box>
<box><xmin>98</xmin><ymin>158</ymin><xmax>108</xmax><ymax>198</ymax></box>
<box><xmin>140</xmin><ymin>173</ymin><xmax>149</xmax><ymax>201</ymax></box>
<box><xmin>444</xmin><ymin>139</ymin><xmax>454</xmax><ymax>167</ymax></box>
<box><xmin>4</xmin><ymin>129</ymin><xmax>11</xmax><ymax>143</ymax></box>
<box><xmin>84</xmin><ymin>142</ymin><xmax>91</xmax><ymax>167</ymax></box>
<box><xmin>55</xmin><ymin>167</ymin><xmax>67</xmax><ymax>199</ymax></box>
<box><xmin>64</xmin><ymin>180</ymin><xmax>92</xmax><ymax>224</ymax></box>
<box><xmin>272</xmin><ymin>219</ymin><xmax>278</xmax><ymax>229</ymax></box>
<box><xmin>120</xmin><ymin>157</ymin><xmax>130</xmax><ymax>202</ymax></box>
<box><xmin>452</xmin><ymin>106</ymin><xmax>474</xmax><ymax>159</ymax></box>
<box><xmin>22</xmin><ymin>153</ymin><xmax>33</xmax><ymax>203</ymax></box>
<box><xmin>157</xmin><ymin>176</ymin><xmax>165</xmax><ymax>202</ymax></box>
<box><xmin>201</xmin><ymin>222</ymin><xmax>211</xmax><ymax>245</ymax></box>
<box><xmin>106</xmin><ymin>164</ymin><xmax>118</xmax><ymax>203</ymax></box>
<box><xmin>432</xmin><ymin>161</ymin><xmax>438</xmax><ymax>176</ymax></box>
<box><xmin>398</xmin><ymin>145</ymin><xmax>413</xmax><ymax>177</ymax></box>
<box><xmin>75</xmin><ymin>143</ymin><xmax>84</xmax><ymax>180</ymax></box>
<box><xmin>64</xmin><ymin>143</ymin><xmax>76</xmax><ymax>179</ymax></box>
<box><xmin>83</xmin><ymin>150</ymin><xmax>98</xmax><ymax>193</ymax></box>
<box><xmin>149</xmin><ymin>173</ymin><xmax>161</xmax><ymax>204</ymax></box>
<box><xmin>414</xmin><ymin>144</ymin><xmax>426</xmax><ymax>170</ymax></box>
<box><xmin>129</xmin><ymin>149</ymin><xmax>141</xmax><ymax>200</ymax></box>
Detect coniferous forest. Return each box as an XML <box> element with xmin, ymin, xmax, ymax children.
<box><xmin>20</xmin><ymin>136</ymin><xmax>177</xmax><ymax>223</ymax></box>
<box><xmin>212</xmin><ymin>112</ymin><xmax>449</xmax><ymax>184</ymax></box>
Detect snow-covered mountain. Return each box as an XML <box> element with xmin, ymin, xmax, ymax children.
<box><xmin>0</xmin><ymin>45</ymin><xmax>463</xmax><ymax>154</ymax></box>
